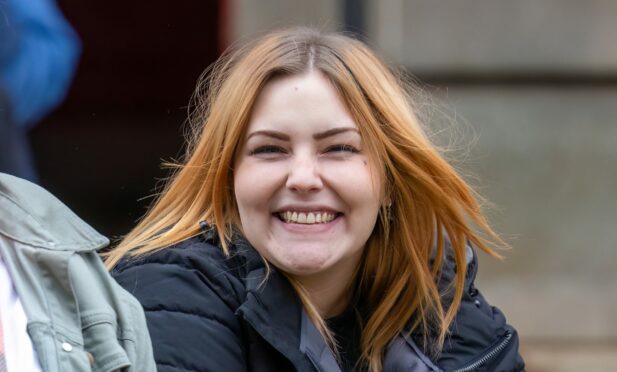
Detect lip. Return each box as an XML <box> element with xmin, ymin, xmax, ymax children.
<box><xmin>272</xmin><ymin>204</ymin><xmax>342</xmax><ymax>214</ymax></box>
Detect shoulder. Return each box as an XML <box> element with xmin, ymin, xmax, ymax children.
<box><xmin>436</xmin><ymin>243</ymin><xmax>525</xmax><ymax>371</ymax></box>
<box><xmin>113</xmin><ymin>235</ymin><xmax>235</xmax><ymax>274</ymax></box>
<box><xmin>0</xmin><ymin>174</ymin><xmax>155</xmax><ymax>371</ymax></box>
<box><xmin>0</xmin><ymin>172</ymin><xmax>108</xmax><ymax>252</ymax></box>
<box><xmin>111</xmin><ymin>234</ymin><xmax>259</xmax><ymax>371</ymax></box>
<box><xmin>111</xmin><ymin>234</ymin><xmax>262</xmax><ymax>314</ymax></box>
<box><xmin>387</xmin><ymin>239</ymin><xmax>524</xmax><ymax>371</ymax></box>
<box><xmin>112</xmin><ymin>233</ymin><xmax>261</xmax><ymax>279</ymax></box>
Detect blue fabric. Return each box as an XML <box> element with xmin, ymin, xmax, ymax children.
<box><xmin>0</xmin><ymin>0</ymin><xmax>80</xmax><ymax>128</ymax></box>
<box><xmin>0</xmin><ymin>94</ymin><xmax>38</xmax><ymax>181</ymax></box>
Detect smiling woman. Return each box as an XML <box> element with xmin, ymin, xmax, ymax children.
<box><xmin>105</xmin><ymin>28</ymin><xmax>525</xmax><ymax>372</ymax></box>
<box><xmin>234</xmin><ymin>72</ymin><xmax>382</xmax><ymax>318</ymax></box>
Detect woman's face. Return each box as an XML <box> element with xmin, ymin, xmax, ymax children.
<box><xmin>233</xmin><ymin>71</ymin><xmax>381</xmax><ymax>281</ymax></box>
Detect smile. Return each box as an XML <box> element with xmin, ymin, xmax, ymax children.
<box><xmin>277</xmin><ymin>211</ymin><xmax>340</xmax><ymax>224</ymax></box>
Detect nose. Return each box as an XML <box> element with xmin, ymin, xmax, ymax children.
<box><xmin>286</xmin><ymin>155</ymin><xmax>323</xmax><ymax>193</ymax></box>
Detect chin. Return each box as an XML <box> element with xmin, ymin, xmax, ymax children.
<box><xmin>275</xmin><ymin>251</ymin><xmax>333</xmax><ymax>276</ymax></box>
<box><xmin>283</xmin><ymin>264</ymin><xmax>328</xmax><ymax>277</ymax></box>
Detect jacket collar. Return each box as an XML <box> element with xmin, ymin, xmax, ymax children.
<box><xmin>225</xmin><ymin>232</ymin><xmax>337</xmax><ymax>372</ymax></box>
<box><xmin>300</xmin><ymin>311</ymin><xmax>341</xmax><ymax>372</ymax></box>
<box><xmin>237</xmin><ymin>264</ymin><xmax>340</xmax><ymax>372</ymax></box>
<box><xmin>236</xmin><ymin>270</ymin><xmax>441</xmax><ymax>372</ymax></box>
<box><xmin>0</xmin><ymin>173</ymin><xmax>108</xmax><ymax>251</ymax></box>
<box><xmin>383</xmin><ymin>334</ymin><xmax>442</xmax><ymax>372</ymax></box>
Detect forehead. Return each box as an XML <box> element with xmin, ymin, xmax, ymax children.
<box><xmin>246</xmin><ymin>71</ymin><xmax>357</xmax><ymax>134</ymax></box>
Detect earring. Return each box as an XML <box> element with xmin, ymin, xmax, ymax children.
<box><xmin>385</xmin><ymin>202</ymin><xmax>393</xmax><ymax>222</ymax></box>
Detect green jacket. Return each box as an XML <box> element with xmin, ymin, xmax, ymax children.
<box><xmin>0</xmin><ymin>173</ymin><xmax>155</xmax><ymax>371</ymax></box>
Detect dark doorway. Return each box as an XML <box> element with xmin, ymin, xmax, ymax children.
<box><xmin>31</xmin><ymin>0</ymin><xmax>222</xmax><ymax>239</ymax></box>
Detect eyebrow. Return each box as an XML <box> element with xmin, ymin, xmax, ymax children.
<box><xmin>246</xmin><ymin>130</ymin><xmax>290</xmax><ymax>141</ymax></box>
<box><xmin>246</xmin><ymin>127</ymin><xmax>359</xmax><ymax>141</ymax></box>
<box><xmin>313</xmin><ymin>127</ymin><xmax>359</xmax><ymax>140</ymax></box>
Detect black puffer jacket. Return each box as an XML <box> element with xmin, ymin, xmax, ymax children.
<box><xmin>112</xmin><ymin>228</ymin><xmax>525</xmax><ymax>372</ymax></box>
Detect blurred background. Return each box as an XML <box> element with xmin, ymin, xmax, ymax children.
<box><xmin>5</xmin><ymin>0</ymin><xmax>617</xmax><ymax>370</ymax></box>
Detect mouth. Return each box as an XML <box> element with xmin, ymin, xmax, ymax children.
<box><xmin>274</xmin><ymin>211</ymin><xmax>342</xmax><ymax>225</ymax></box>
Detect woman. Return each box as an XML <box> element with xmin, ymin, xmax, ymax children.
<box><xmin>107</xmin><ymin>28</ymin><xmax>524</xmax><ymax>371</ymax></box>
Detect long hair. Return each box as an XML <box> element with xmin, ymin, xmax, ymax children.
<box><xmin>105</xmin><ymin>27</ymin><xmax>502</xmax><ymax>371</ymax></box>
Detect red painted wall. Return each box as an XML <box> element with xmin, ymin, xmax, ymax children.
<box><xmin>31</xmin><ymin>0</ymin><xmax>222</xmax><ymax>237</ymax></box>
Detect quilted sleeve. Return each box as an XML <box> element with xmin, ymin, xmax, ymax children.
<box><xmin>112</xmin><ymin>247</ymin><xmax>247</xmax><ymax>372</ymax></box>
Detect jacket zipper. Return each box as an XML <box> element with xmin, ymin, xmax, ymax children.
<box><xmin>451</xmin><ymin>330</ymin><xmax>513</xmax><ymax>372</ymax></box>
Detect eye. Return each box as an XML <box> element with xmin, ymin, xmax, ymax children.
<box><xmin>324</xmin><ymin>144</ymin><xmax>359</xmax><ymax>154</ymax></box>
<box><xmin>249</xmin><ymin>145</ymin><xmax>287</xmax><ymax>157</ymax></box>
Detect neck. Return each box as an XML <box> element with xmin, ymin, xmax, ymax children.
<box><xmin>295</xmin><ymin>264</ymin><xmax>358</xmax><ymax>319</ymax></box>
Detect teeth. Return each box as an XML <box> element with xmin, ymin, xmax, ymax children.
<box><xmin>307</xmin><ymin>213</ymin><xmax>315</xmax><ymax>223</ymax></box>
<box><xmin>279</xmin><ymin>211</ymin><xmax>337</xmax><ymax>224</ymax></box>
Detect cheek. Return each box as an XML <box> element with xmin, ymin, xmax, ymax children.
<box><xmin>324</xmin><ymin>161</ymin><xmax>381</xmax><ymax>203</ymax></box>
<box><xmin>233</xmin><ymin>173</ymin><xmax>249</xmax><ymax>216</ymax></box>
<box><xmin>234</xmin><ymin>165</ymin><xmax>260</xmax><ymax>224</ymax></box>
<box><xmin>234</xmin><ymin>162</ymin><xmax>284</xmax><ymax>221</ymax></box>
